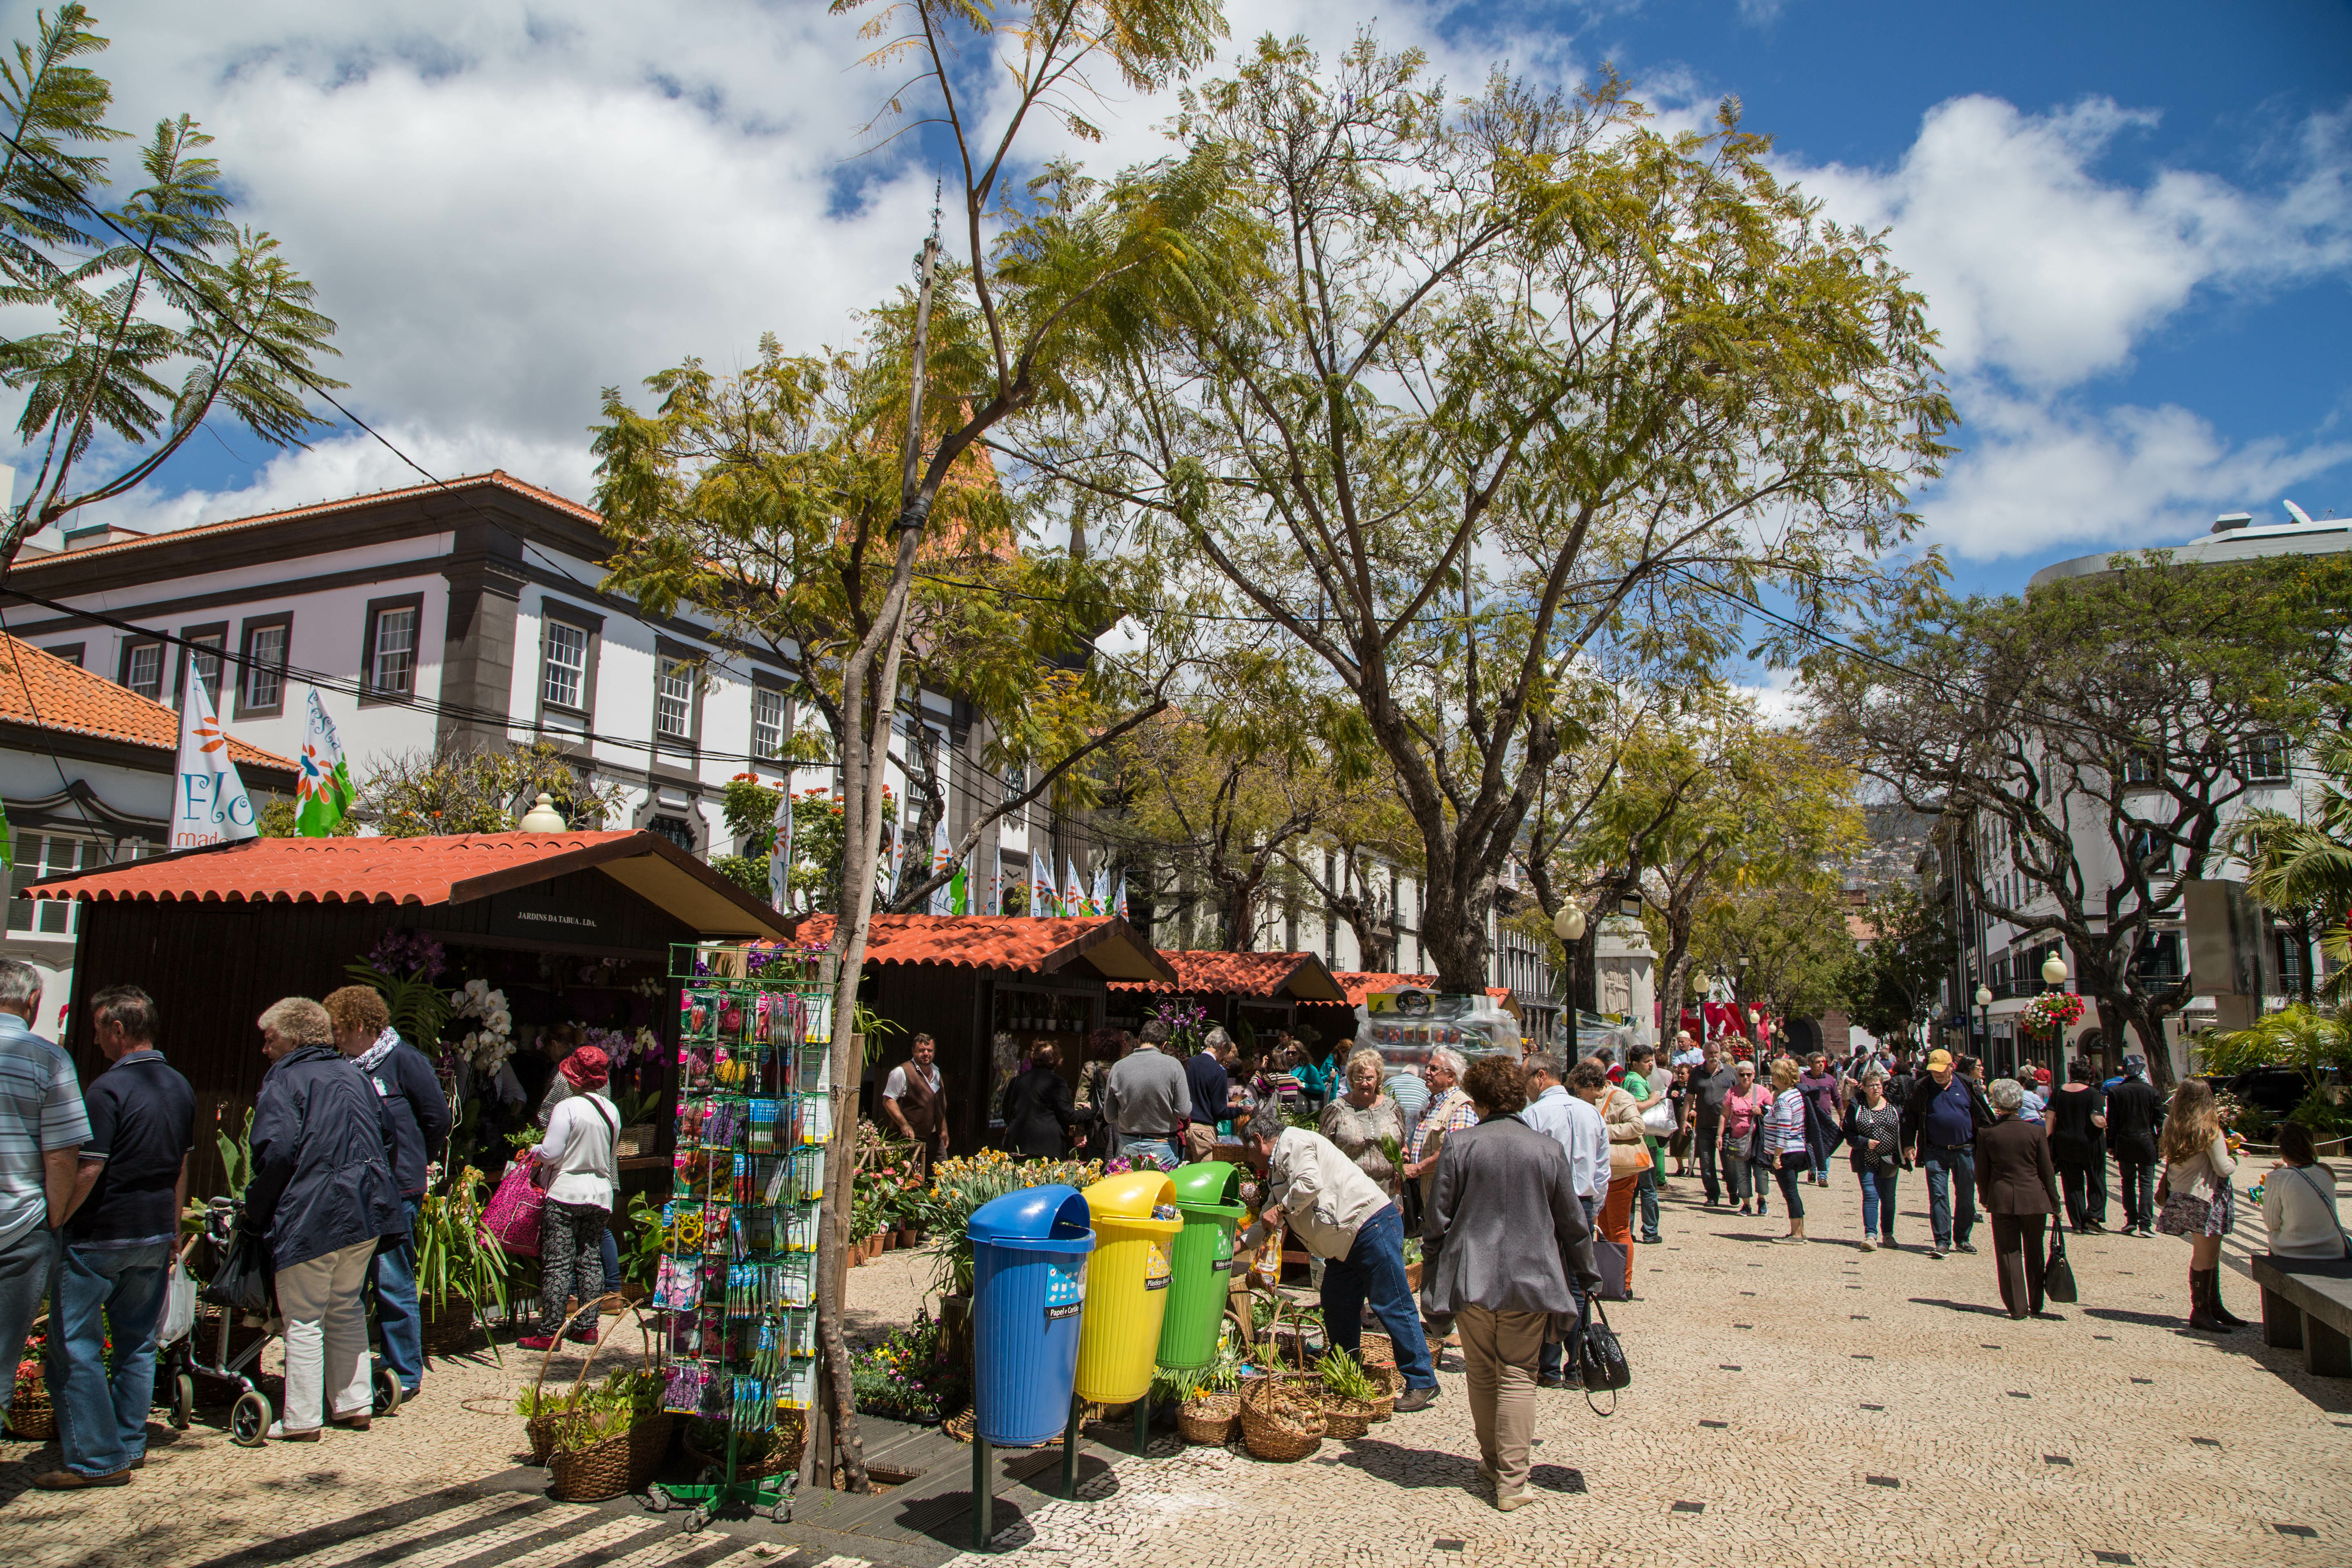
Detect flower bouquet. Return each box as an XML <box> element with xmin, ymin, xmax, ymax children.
<box><xmin>2019</xmin><ymin>992</ymin><xmax>2085</xmax><ymax>1036</ymax></box>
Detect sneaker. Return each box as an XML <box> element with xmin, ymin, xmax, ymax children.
<box><xmin>1394</xmin><ymin>1386</ymin><xmax>1441</xmax><ymax>1414</ymax></box>
<box><xmin>568</xmin><ymin>1327</ymin><xmax>599</xmax><ymax>1346</ymax></box>
<box><xmin>1930</xmin><ymin>1246</ymin><xmax>1947</xmax><ymax>1259</ymax></box>
<box><xmin>1535</xmin><ymin>1374</ymin><xmax>1566</xmax><ymax>1390</ymax></box>
<box><xmin>517</xmin><ymin>1335</ymin><xmax>558</xmax><ymax>1352</ymax></box>
<box><xmin>1857</xmin><ymin>1238</ymin><xmax>1876</xmax><ymax>1252</ymax></box>
<box><xmin>1773</xmin><ymin>1234</ymin><xmax>1806</xmax><ymax>1245</ymax></box>
<box><xmin>329</xmin><ymin>1412</ymin><xmax>371</xmax><ymax>1431</ymax></box>
<box><xmin>31</xmin><ymin>1469</ymin><xmax>130</xmax><ymax>1490</ymax></box>
<box><xmin>1880</xmin><ymin>1235</ymin><xmax>1897</xmax><ymax>1249</ymax></box>
<box><xmin>1955</xmin><ymin>1241</ymin><xmax>1978</xmax><ymax>1255</ymax></box>
<box><xmin>1640</xmin><ymin>1234</ymin><xmax>1663</xmax><ymax>1246</ymax></box>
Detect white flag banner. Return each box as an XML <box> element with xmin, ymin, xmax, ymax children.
<box><xmin>171</xmin><ymin>673</ymin><xmax>258</xmax><ymax>848</ymax></box>
<box><xmin>767</xmin><ymin>779</ymin><xmax>792</xmax><ymax>913</ymax></box>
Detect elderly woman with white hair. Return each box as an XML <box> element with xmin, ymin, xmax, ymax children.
<box><xmin>1321</xmin><ymin>1046</ymin><xmax>1407</xmax><ymax>1200</ymax></box>
<box><xmin>247</xmin><ymin>997</ymin><xmax>403</xmax><ymax>1439</ymax></box>
<box><xmin>1974</xmin><ymin>1077</ymin><xmax>2063</xmax><ymax>1319</ymax></box>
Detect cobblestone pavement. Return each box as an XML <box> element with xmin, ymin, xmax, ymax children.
<box><xmin>953</xmin><ymin>1164</ymin><xmax>2352</xmax><ymax>1568</ymax></box>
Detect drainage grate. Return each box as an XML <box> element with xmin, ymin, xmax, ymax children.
<box><xmin>1719</xmin><ymin>1364</ymin><xmax>1743</xmax><ymax>1371</ymax></box>
<box><xmin>2191</xmin><ymin>1437</ymin><xmax>2220</xmax><ymax>1448</ymax></box>
<box><xmin>1671</xmin><ymin>1501</ymin><xmax>1705</xmax><ymax>1514</ymax></box>
<box><xmin>1860</xmin><ymin>1403</ymin><xmax>1884</xmax><ymax>1411</ymax></box>
<box><xmin>2008</xmin><ymin>1391</ymin><xmax>2031</xmax><ymax>1399</ymax></box>
<box><xmin>2130</xmin><ymin>1377</ymin><xmax>2153</xmax><ymax>1385</ymax></box>
<box><xmin>2092</xmin><ymin>1553</ymin><xmax>2134</xmax><ymax>1565</ymax></box>
<box><xmin>1851</xmin><ymin>1314</ymin><xmax>1869</xmax><ymax>1321</ymax></box>
<box><xmin>1980</xmin><ymin>1343</ymin><xmax>2002</xmax><ymax>1350</ymax></box>
<box><xmin>2093</xmin><ymin>1334</ymin><xmax>2113</xmax><ymax>1340</ymax></box>
<box><xmin>1434</xmin><ymin>1540</ymin><xmax>1464</xmax><ymax>1552</ymax></box>
<box><xmin>2274</xmin><ymin>1525</ymin><xmax>2316</xmax><ymax>1539</ymax></box>
<box><xmin>1733</xmin><ymin>1323</ymin><xmax>1754</xmax><ymax>1329</ymax></box>
<box><xmin>1865</xmin><ymin>1476</ymin><xmax>1900</xmax><ymax>1488</ymax></box>
<box><xmin>1851</xmin><ymin>1353</ymin><xmax>1874</xmax><ymax>1360</ymax></box>
<box><xmin>2044</xmin><ymin>1455</ymin><xmax>2072</xmax><ymax>1466</ymax></box>
<box><xmin>1700</xmin><ymin>1420</ymin><xmax>1728</xmax><ymax>1429</ymax></box>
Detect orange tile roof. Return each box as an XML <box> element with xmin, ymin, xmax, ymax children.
<box><xmin>1330</xmin><ymin>971</ymin><xmax>1512</xmax><ymax>1007</ymax></box>
<box><xmin>1107</xmin><ymin>950</ymin><xmax>1346</xmax><ymax>1001</ymax></box>
<box><xmin>791</xmin><ymin>913</ymin><xmax>1174</xmax><ymax>982</ymax></box>
<box><xmin>11</xmin><ymin>470</ymin><xmax>600</xmax><ymax>571</ymax></box>
<box><xmin>0</xmin><ymin>634</ymin><xmax>296</xmax><ymax>778</ymax></box>
<box><xmin>22</xmin><ymin>829</ymin><xmax>791</xmax><ymax>939</ymax></box>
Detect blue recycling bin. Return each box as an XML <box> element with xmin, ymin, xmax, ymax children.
<box><xmin>969</xmin><ymin>1184</ymin><xmax>1095</xmax><ymax>1447</ymax></box>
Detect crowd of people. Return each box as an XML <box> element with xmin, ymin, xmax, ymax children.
<box><xmin>0</xmin><ymin>958</ymin><xmax>633</xmax><ymax>1486</ymax></box>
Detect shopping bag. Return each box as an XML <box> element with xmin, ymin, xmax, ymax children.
<box><xmin>200</xmin><ymin>1225</ymin><xmax>276</xmax><ymax>1315</ymax></box>
<box><xmin>481</xmin><ymin>1157</ymin><xmax>545</xmax><ymax>1257</ymax></box>
<box><xmin>158</xmin><ymin>1255</ymin><xmax>199</xmax><ymax>1346</ymax></box>
<box><xmin>1591</xmin><ymin>1240</ymin><xmax>1631</xmax><ymax>1302</ymax></box>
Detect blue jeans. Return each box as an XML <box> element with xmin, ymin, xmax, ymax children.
<box><xmin>1122</xmin><ymin>1138</ymin><xmax>1179</xmax><ymax>1172</ymax></box>
<box><xmin>0</xmin><ymin>1221</ymin><xmax>56</xmax><ymax>1422</ymax></box>
<box><xmin>1858</xmin><ymin>1171</ymin><xmax>1898</xmax><ymax>1239</ymax></box>
<box><xmin>1539</xmin><ymin>1196</ymin><xmax>1600</xmax><ymax>1380</ymax></box>
<box><xmin>370</xmin><ymin>1197</ymin><xmax>423</xmax><ymax>1394</ymax></box>
<box><xmin>47</xmin><ymin>1241</ymin><xmax>171</xmax><ymax>1476</ymax></box>
<box><xmin>1636</xmin><ymin>1163</ymin><xmax>1661</xmax><ymax>1242</ymax></box>
<box><xmin>1322</xmin><ymin>1204</ymin><xmax>1436</xmax><ymax>1391</ymax></box>
<box><xmin>602</xmin><ymin>1224</ymin><xmax>622</xmax><ymax>1292</ymax></box>
<box><xmin>1920</xmin><ymin>1145</ymin><xmax>1978</xmax><ymax>1247</ymax></box>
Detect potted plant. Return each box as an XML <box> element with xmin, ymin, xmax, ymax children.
<box><xmin>849</xmin><ymin>1312</ymin><xmax>967</xmax><ymax>1424</ymax></box>
<box><xmin>415</xmin><ymin>1165</ymin><xmax>510</xmax><ymax>1354</ymax></box>
<box><xmin>909</xmin><ymin>1150</ymin><xmax>1103</xmax><ymax>1369</ymax></box>
<box><xmin>517</xmin><ymin>1309</ymin><xmax>671</xmax><ymax>1500</ymax></box>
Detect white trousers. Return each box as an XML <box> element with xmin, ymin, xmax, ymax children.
<box><xmin>274</xmin><ymin>1240</ymin><xmax>375</xmax><ymax>1431</ymax></box>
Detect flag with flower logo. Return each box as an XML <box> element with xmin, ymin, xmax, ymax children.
<box><xmin>170</xmin><ymin>671</ymin><xmax>257</xmax><ymax>847</ymax></box>
<box><xmin>294</xmin><ymin>689</ymin><xmax>354</xmax><ymax>836</ymax></box>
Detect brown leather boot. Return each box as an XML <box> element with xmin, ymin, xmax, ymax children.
<box><xmin>2187</xmin><ymin>1268</ymin><xmax>2229</xmax><ymax>1332</ymax></box>
<box><xmin>2206</xmin><ymin>1269</ymin><xmax>2248</xmax><ymax>1329</ymax></box>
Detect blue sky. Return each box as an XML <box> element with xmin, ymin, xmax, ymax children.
<box><xmin>7</xmin><ymin>0</ymin><xmax>2347</xmax><ymax>603</ymax></box>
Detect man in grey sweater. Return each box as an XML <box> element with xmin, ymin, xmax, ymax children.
<box><xmin>1102</xmin><ymin>1021</ymin><xmax>1191</xmax><ymax>1170</ymax></box>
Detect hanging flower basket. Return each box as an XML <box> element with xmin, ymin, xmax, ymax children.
<box><xmin>2019</xmin><ymin>992</ymin><xmax>2085</xmax><ymax>1036</ymax></box>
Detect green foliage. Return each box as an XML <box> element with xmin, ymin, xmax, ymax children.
<box><xmin>213</xmin><ymin>1105</ymin><xmax>253</xmax><ymax>1200</ymax></box>
<box><xmin>2234</xmin><ymin>734</ymin><xmax>2352</xmax><ymax>1004</ymax></box>
<box><xmin>2199</xmin><ymin>1006</ymin><xmax>2352</xmax><ymax>1085</ymax></box>
<box><xmin>344</xmin><ymin>962</ymin><xmax>455</xmax><ymax>1049</ymax></box>
<box><xmin>715</xmin><ymin>777</ymin><xmax>898</xmax><ymax>914</ymax></box>
<box><xmin>1317</xmin><ymin>1349</ymin><xmax>1378</xmax><ymax>1402</ymax></box>
<box><xmin>357</xmin><ymin>740</ymin><xmax>627</xmax><ymax>837</ymax></box>
<box><xmin>849</xmin><ymin>1310</ymin><xmax>966</xmax><ymax>1423</ymax></box>
<box><xmin>414</xmin><ymin>1165</ymin><xmax>510</xmax><ymax>1322</ymax></box>
<box><xmin>523</xmin><ymin>1366</ymin><xmax>664</xmax><ymax>1451</ymax></box>
<box><xmin>1835</xmin><ymin>882</ymin><xmax>1957</xmax><ymax>1048</ymax></box>
<box><xmin>909</xmin><ymin>1151</ymin><xmax>1103</xmax><ymax>1297</ymax></box>
<box><xmin>618</xmin><ymin>1192</ymin><xmax>667</xmax><ymax>1288</ymax></box>
<box><xmin>0</xmin><ymin>8</ymin><xmax>343</xmax><ymax>568</ymax></box>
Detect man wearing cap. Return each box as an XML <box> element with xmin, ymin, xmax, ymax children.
<box><xmin>1902</xmin><ymin>1049</ymin><xmax>1994</xmax><ymax>1259</ymax></box>
<box><xmin>2105</xmin><ymin>1054</ymin><xmax>2165</xmax><ymax>1238</ymax></box>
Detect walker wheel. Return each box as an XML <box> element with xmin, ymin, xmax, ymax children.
<box><xmin>230</xmin><ymin>1390</ymin><xmax>271</xmax><ymax>1447</ymax></box>
<box><xmin>372</xmin><ymin>1367</ymin><xmax>403</xmax><ymax>1417</ymax></box>
<box><xmin>170</xmin><ymin>1372</ymin><xmax>195</xmax><ymax>1430</ymax></box>
<box><xmin>683</xmin><ymin>1508</ymin><xmax>709</xmax><ymax>1533</ymax></box>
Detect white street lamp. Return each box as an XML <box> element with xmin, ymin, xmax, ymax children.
<box><xmin>1973</xmin><ymin>985</ymin><xmax>1993</xmax><ymax>1008</ymax></box>
<box><xmin>1553</xmin><ymin>906</ymin><xmax>1586</xmax><ymax>942</ymax></box>
<box><xmin>1554</xmin><ymin>905</ymin><xmax>1587</xmax><ymax>1058</ymax></box>
<box><xmin>2042</xmin><ymin>953</ymin><xmax>2069</xmax><ymax>987</ymax></box>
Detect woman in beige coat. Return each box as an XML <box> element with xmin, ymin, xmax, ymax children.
<box><xmin>2157</xmin><ymin>1078</ymin><xmax>2244</xmax><ymax>1333</ymax></box>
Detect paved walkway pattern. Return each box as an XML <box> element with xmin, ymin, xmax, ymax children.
<box><xmin>5</xmin><ymin>1172</ymin><xmax>2347</xmax><ymax>1568</ymax></box>
<box><xmin>957</xmin><ymin>1167</ymin><xmax>2351</xmax><ymax>1568</ymax></box>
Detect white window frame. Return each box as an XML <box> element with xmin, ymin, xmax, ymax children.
<box><xmin>542</xmin><ymin>619</ymin><xmax>589</xmax><ymax>710</ymax></box>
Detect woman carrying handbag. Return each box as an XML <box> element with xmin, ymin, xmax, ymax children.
<box><xmin>2156</xmin><ymin>1078</ymin><xmax>2245</xmax><ymax>1334</ymax></box>
<box><xmin>1763</xmin><ymin>1058</ymin><xmax>1811</xmax><ymax>1243</ymax></box>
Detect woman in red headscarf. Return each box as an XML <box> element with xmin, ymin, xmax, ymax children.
<box><xmin>519</xmin><ymin>1045</ymin><xmax>619</xmax><ymax>1350</ymax></box>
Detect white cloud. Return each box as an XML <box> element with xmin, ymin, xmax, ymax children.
<box><xmin>1915</xmin><ymin>386</ymin><xmax>2352</xmax><ymax>560</ymax></box>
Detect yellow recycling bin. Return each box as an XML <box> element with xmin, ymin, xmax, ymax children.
<box><xmin>1073</xmin><ymin>1170</ymin><xmax>1182</xmax><ymax>1405</ymax></box>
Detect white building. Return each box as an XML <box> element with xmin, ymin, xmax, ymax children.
<box><xmin>4</xmin><ymin>471</ymin><xmax>1051</xmax><ymax>916</ymax></box>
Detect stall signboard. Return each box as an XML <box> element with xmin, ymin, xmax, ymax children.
<box><xmin>1357</xmin><ymin>987</ymin><xmax>1522</xmax><ymax>1069</ymax></box>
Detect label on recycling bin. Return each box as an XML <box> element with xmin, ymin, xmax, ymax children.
<box><xmin>1045</xmin><ymin>1261</ymin><xmax>1084</xmax><ymax>1322</ymax></box>
<box><xmin>1144</xmin><ymin>1243</ymin><xmax>1172</xmax><ymax>1291</ymax></box>
<box><xmin>1209</xmin><ymin>1257</ymin><xmax>1232</xmax><ymax>1272</ymax></box>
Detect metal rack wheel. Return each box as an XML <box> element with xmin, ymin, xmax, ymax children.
<box><xmin>229</xmin><ymin>1390</ymin><xmax>271</xmax><ymax>1447</ymax></box>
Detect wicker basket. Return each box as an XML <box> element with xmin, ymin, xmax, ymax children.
<box><xmin>1176</xmin><ymin>1390</ymin><xmax>1241</xmax><ymax>1446</ymax></box>
<box><xmin>7</xmin><ymin>1380</ymin><xmax>56</xmax><ymax>1440</ymax></box>
<box><xmin>1322</xmin><ymin>1392</ymin><xmax>1376</xmax><ymax>1440</ymax></box>
<box><xmin>419</xmin><ymin>1296</ymin><xmax>477</xmax><ymax>1356</ymax></box>
<box><xmin>1239</xmin><ymin>1375</ymin><xmax>1324</xmax><ymax>1462</ymax></box>
<box><xmin>684</xmin><ymin>1410</ymin><xmax>806</xmax><ymax>1477</ymax></box>
<box><xmin>524</xmin><ymin>1301</ymin><xmax>666</xmax><ymax>1480</ymax></box>
<box><xmin>1358</xmin><ymin>1332</ymin><xmax>1396</xmax><ymax>1369</ymax></box>
<box><xmin>548</xmin><ymin>1413</ymin><xmax>673</xmax><ymax>1502</ymax></box>
<box><xmin>1366</xmin><ymin>1362</ymin><xmax>1399</xmax><ymax>1422</ymax></box>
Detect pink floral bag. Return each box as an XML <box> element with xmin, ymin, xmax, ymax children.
<box><xmin>481</xmin><ymin>1158</ymin><xmax>544</xmax><ymax>1256</ymax></box>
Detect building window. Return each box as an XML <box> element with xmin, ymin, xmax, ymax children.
<box><xmin>753</xmin><ymin>686</ymin><xmax>786</xmax><ymax>761</ymax></box>
<box><xmin>2243</xmin><ymin>735</ymin><xmax>2289</xmax><ymax>786</ymax></box>
<box><xmin>122</xmin><ymin>641</ymin><xmax>163</xmax><ymax>701</ymax></box>
<box><xmin>542</xmin><ymin>620</ymin><xmax>588</xmax><ymax>710</ymax></box>
<box><xmin>5</xmin><ymin>834</ymin><xmax>115</xmax><ymax>937</ymax></box>
<box><xmin>2133</xmin><ymin>931</ymin><xmax>2183</xmax><ymax>980</ymax></box>
<box><xmin>655</xmin><ymin>656</ymin><xmax>694</xmax><ymax>741</ymax></box>
<box><xmin>2122</xmin><ymin>750</ymin><xmax>2160</xmax><ymax>786</ymax></box>
<box><xmin>41</xmin><ymin>643</ymin><xmax>82</xmax><ymax>668</ymax></box>
<box><xmin>648</xmin><ymin>814</ymin><xmax>695</xmax><ymax>851</ymax></box>
<box><xmin>363</xmin><ymin>600</ymin><xmax>421</xmax><ymax>697</ymax></box>
<box><xmin>2126</xmin><ymin>826</ymin><xmax>2172</xmax><ymax>875</ymax></box>
<box><xmin>182</xmin><ymin>628</ymin><xmax>225</xmax><ymax>706</ymax></box>
<box><xmin>240</xmin><ymin>618</ymin><xmax>290</xmax><ymax>715</ymax></box>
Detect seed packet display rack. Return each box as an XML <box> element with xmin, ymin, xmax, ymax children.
<box><xmin>647</xmin><ymin>943</ymin><xmax>836</xmax><ymax>1530</ymax></box>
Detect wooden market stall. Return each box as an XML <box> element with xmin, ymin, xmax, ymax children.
<box><xmin>791</xmin><ymin>913</ymin><xmax>1175</xmax><ymax>1152</ymax></box>
<box><xmin>1105</xmin><ymin>950</ymin><xmax>1348</xmax><ymax>1051</ymax></box>
<box><xmin>24</xmin><ymin>830</ymin><xmax>792</xmax><ymax>1196</ymax></box>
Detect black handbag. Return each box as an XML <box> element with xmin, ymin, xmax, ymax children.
<box><xmin>201</xmin><ymin>1223</ymin><xmax>276</xmax><ymax>1316</ymax></box>
<box><xmin>1577</xmin><ymin>1296</ymin><xmax>1631</xmax><ymax>1413</ymax></box>
<box><xmin>2044</xmin><ymin>1226</ymin><xmax>2078</xmax><ymax>1305</ymax></box>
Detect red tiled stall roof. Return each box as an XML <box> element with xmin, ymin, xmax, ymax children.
<box><xmin>1107</xmin><ymin>950</ymin><xmax>1345</xmax><ymax>1001</ymax></box>
<box><xmin>24</xmin><ymin>829</ymin><xmax>791</xmax><ymax>938</ymax></box>
<box><xmin>0</xmin><ymin>634</ymin><xmax>296</xmax><ymax>780</ymax></box>
<box><xmin>1330</xmin><ymin>971</ymin><xmax>1513</xmax><ymax>1007</ymax></box>
<box><xmin>791</xmin><ymin>914</ymin><xmax>1175</xmax><ymax>984</ymax></box>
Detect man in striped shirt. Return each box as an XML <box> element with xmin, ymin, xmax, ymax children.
<box><xmin>0</xmin><ymin>958</ymin><xmax>89</xmax><ymax>1427</ymax></box>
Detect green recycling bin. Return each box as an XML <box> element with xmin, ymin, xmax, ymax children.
<box><xmin>1156</xmin><ymin>1161</ymin><xmax>1246</xmax><ymax>1370</ymax></box>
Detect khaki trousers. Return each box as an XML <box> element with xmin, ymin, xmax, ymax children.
<box><xmin>1457</xmin><ymin>1303</ymin><xmax>1546</xmax><ymax>1502</ymax></box>
<box><xmin>1184</xmin><ymin>1122</ymin><xmax>1217</xmax><ymax>1162</ymax></box>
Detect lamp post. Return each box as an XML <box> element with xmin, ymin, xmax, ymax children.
<box><xmin>1973</xmin><ymin>984</ymin><xmax>1993</xmax><ymax>1067</ymax></box>
<box><xmin>2040</xmin><ymin>953</ymin><xmax>2070</xmax><ymax>1076</ymax></box>
<box><xmin>1554</xmin><ymin>904</ymin><xmax>1587</xmax><ymax>1062</ymax></box>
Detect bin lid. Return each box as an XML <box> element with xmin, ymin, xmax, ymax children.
<box><xmin>968</xmin><ymin>1185</ymin><xmax>1096</xmax><ymax>1253</ymax></box>
<box><xmin>1082</xmin><ymin>1170</ymin><xmax>1178</xmax><ymax>1222</ymax></box>
<box><xmin>1169</xmin><ymin>1161</ymin><xmax>1244</xmax><ymax>1216</ymax></box>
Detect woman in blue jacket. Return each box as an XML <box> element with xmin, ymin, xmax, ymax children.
<box><xmin>247</xmin><ymin>998</ymin><xmax>402</xmax><ymax>1441</ymax></box>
